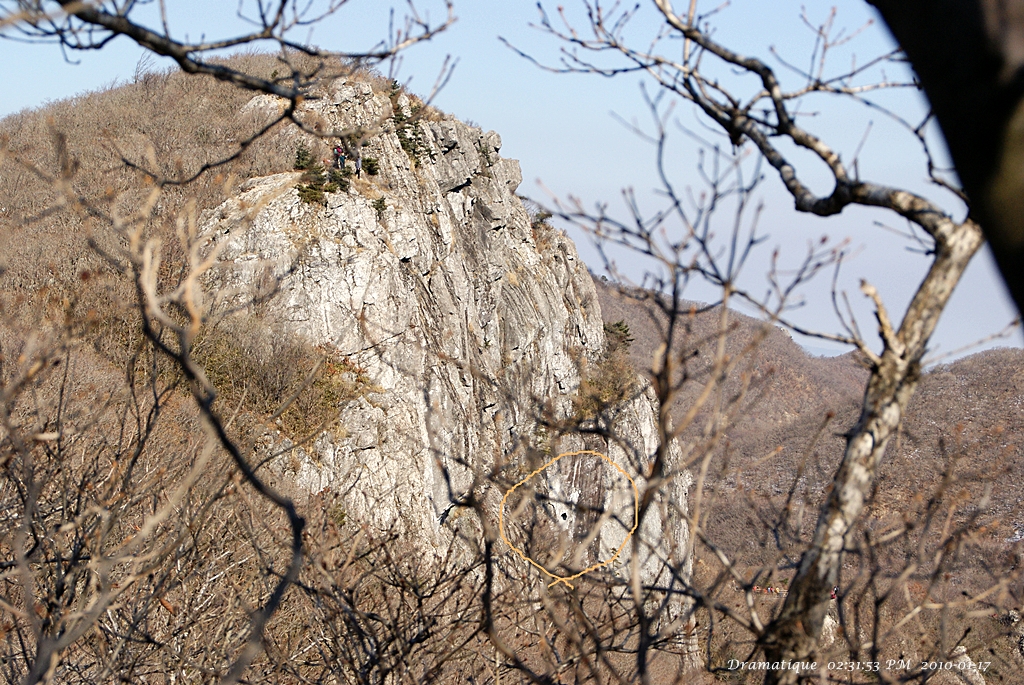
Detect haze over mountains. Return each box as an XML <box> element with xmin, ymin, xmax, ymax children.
<box><xmin>596</xmin><ymin>277</ymin><xmax>1023</xmax><ymax>564</ymax></box>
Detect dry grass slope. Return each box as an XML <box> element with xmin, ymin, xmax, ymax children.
<box><xmin>3</xmin><ymin>47</ymin><xmax>1022</xmax><ymax>682</ymax></box>
<box><xmin>0</xmin><ymin>54</ymin><xmax>494</xmax><ymax>684</ymax></box>
<box><xmin>595</xmin><ymin>277</ymin><xmax>1024</xmax><ymax>680</ymax></box>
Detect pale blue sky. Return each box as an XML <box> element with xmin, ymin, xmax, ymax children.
<box><xmin>1</xmin><ymin>0</ymin><xmax>1019</xmax><ymax>359</ymax></box>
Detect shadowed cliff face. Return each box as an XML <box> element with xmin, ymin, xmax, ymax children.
<box><xmin>202</xmin><ymin>80</ymin><xmax>693</xmax><ymax>623</ymax></box>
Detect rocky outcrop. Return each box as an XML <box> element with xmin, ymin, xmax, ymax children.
<box><xmin>204</xmin><ymin>80</ymin><xmax>694</xmax><ymax>655</ymax></box>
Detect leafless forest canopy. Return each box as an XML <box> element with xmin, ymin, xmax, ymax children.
<box><xmin>0</xmin><ymin>30</ymin><xmax>1021</xmax><ymax>685</ymax></box>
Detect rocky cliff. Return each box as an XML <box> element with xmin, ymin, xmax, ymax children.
<box><xmin>202</xmin><ymin>80</ymin><xmax>693</xmax><ymax>627</ymax></box>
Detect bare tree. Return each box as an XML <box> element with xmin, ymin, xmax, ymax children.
<box><xmin>510</xmin><ymin>1</ymin><xmax>1021</xmax><ymax>682</ymax></box>
<box><xmin>868</xmin><ymin>0</ymin><xmax>1024</xmax><ymax>316</ymax></box>
<box><xmin>0</xmin><ymin>3</ymin><xmax>457</xmax><ymax>683</ymax></box>
<box><xmin>2</xmin><ymin>2</ymin><xmax>1020</xmax><ymax>685</ymax></box>
<box><xmin>0</xmin><ymin>0</ymin><xmax>455</xmax><ymax>183</ymax></box>
<box><xmin>473</xmin><ymin>151</ymin><xmax>842</xmax><ymax>684</ymax></box>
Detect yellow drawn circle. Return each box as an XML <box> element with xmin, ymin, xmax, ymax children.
<box><xmin>498</xmin><ymin>449</ymin><xmax>639</xmax><ymax>589</ymax></box>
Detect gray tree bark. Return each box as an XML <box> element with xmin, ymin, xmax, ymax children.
<box><xmin>759</xmin><ymin>216</ymin><xmax>983</xmax><ymax>684</ymax></box>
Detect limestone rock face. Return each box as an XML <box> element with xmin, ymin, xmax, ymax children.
<box><xmin>204</xmin><ymin>81</ymin><xmax>693</xmax><ymax>635</ymax></box>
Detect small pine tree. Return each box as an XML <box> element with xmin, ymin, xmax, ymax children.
<box><xmin>296</xmin><ymin>162</ymin><xmax>347</xmax><ymax>204</ymax></box>
<box><xmin>300</xmin><ymin>164</ymin><xmax>325</xmax><ymax>186</ymax></box>
<box><xmin>574</xmin><ymin>321</ymin><xmax>638</xmax><ymax>420</ymax></box>
<box><xmin>372</xmin><ymin>197</ymin><xmax>386</xmax><ymax>220</ymax></box>
<box><xmin>296</xmin><ymin>184</ymin><xmax>326</xmax><ymax>205</ymax></box>
<box><xmin>294</xmin><ymin>143</ymin><xmax>314</xmax><ymax>170</ymax></box>
<box><xmin>603</xmin><ymin>321</ymin><xmax>634</xmax><ymax>354</ymax></box>
<box><xmin>328</xmin><ymin>168</ymin><xmax>349</xmax><ymax>192</ymax></box>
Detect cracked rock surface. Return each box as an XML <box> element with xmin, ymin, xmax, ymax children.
<box><xmin>204</xmin><ymin>84</ymin><xmax>694</xmax><ymax>653</ymax></box>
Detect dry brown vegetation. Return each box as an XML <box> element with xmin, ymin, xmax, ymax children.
<box><xmin>595</xmin><ymin>279</ymin><xmax>1024</xmax><ymax>682</ymax></box>
<box><xmin>0</xmin><ymin>51</ymin><xmax>398</xmax><ymax>440</ymax></box>
<box><xmin>574</xmin><ymin>320</ymin><xmax>639</xmax><ymax>421</ymax></box>
<box><xmin>0</xmin><ymin>51</ymin><xmax>499</xmax><ymax>684</ymax></box>
<box><xmin>3</xmin><ymin>4</ymin><xmax>1023</xmax><ymax>682</ymax></box>
<box><xmin>514</xmin><ymin>0</ymin><xmax>1024</xmax><ymax>679</ymax></box>
<box><xmin>0</xmin><ymin>47</ymin><xmax>711</xmax><ymax>684</ymax></box>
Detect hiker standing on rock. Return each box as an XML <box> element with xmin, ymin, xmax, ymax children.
<box><xmin>333</xmin><ymin>145</ymin><xmax>345</xmax><ymax>170</ymax></box>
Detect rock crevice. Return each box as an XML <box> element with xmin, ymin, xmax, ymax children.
<box><xmin>205</xmin><ymin>83</ymin><xmax>694</xmax><ymax>658</ymax></box>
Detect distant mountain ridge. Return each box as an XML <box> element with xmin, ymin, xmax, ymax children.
<box><xmin>594</xmin><ymin>277</ymin><xmax>1024</xmax><ymax>553</ymax></box>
